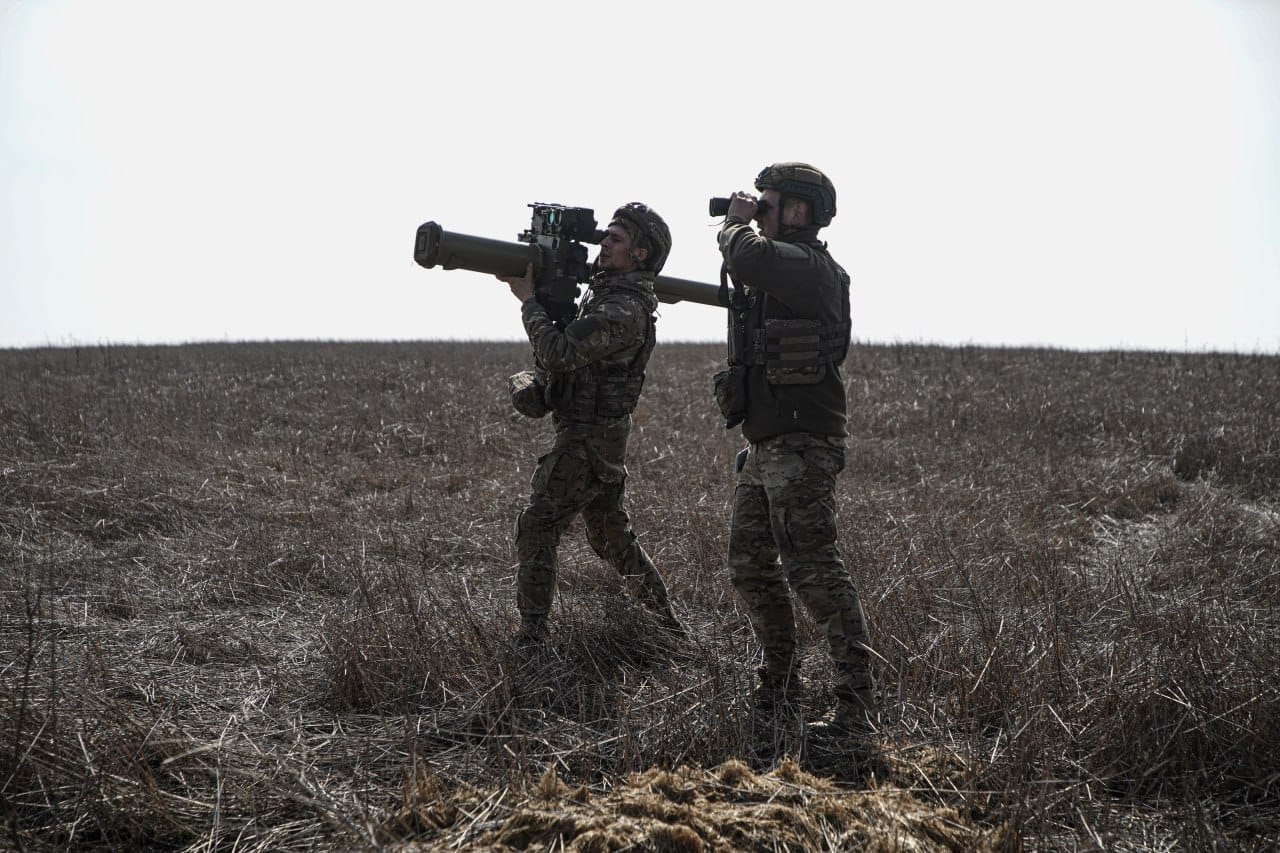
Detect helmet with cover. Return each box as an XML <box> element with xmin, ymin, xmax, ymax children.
<box><xmin>507</xmin><ymin>370</ymin><xmax>549</xmax><ymax>418</ymax></box>
<box><xmin>754</xmin><ymin>162</ymin><xmax>837</xmax><ymax>227</ymax></box>
<box><xmin>610</xmin><ymin>202</ymin><xmax>672</xmax><ymax>273</ymax></box>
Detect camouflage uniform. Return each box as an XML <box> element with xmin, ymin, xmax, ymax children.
<box><xmin>514</xmin><ymin>269</ymin><xmax>677</xmax><ymax>640</ymax></box>
<box><xmin>715</xmin><ymin>167</ymin><xmax>875</xmax><ymax>729</ymax></box>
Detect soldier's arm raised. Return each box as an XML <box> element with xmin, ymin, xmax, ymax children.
<box><xmin>718</xmin><ymin>220</ymin><xmax>822</xmax><ymax>314</ymax></box>
<box><xmin>523</xmin><ymin>295</ymin><xmax>644</xmax><ymax>372</ymax></box>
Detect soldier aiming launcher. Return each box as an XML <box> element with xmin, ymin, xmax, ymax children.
<box><xmin>413</xmin><ymin>203</ymin><xmax>723</xmax><ymax>325</ymax></box>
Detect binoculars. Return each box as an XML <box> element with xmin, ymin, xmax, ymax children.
<box><xmin>708</xmin><ymin>196</ymin><xmax>772</xmax><ymax>218</ymax></box>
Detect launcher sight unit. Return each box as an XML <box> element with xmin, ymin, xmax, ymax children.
<box><xmin>413</xmin><ymin>203</ymin><xmax>723</xmax><ymax>325</ymax></box>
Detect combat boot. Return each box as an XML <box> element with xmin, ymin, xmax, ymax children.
<box><xmin>648</xmin><ymin>602</ymin><xmax>688</xmax><ymax>640</ymax></box>
<box><xmin>514</xmin><ymin>615</ymin><xmax>549</xmax><ymax>650</ymax></box>
<box><xmin>747</xmin><ymin>666</ymin><xmax>804</xmax><ymax>764</ymax></box>
<box><xmin>620</xmin><ymin>544</ymin><xmax>685</xmax><ymax>639</ymax></box>
<box><xmin>804</xmin><ymin>685</ymin><xmax>885</xmax><ymax>784</ymax></box>
<box><xmin>833</xmin><ymin>685</ymin><xmax>878</xmax><ymax>735</ymax></box>
<box><xmin>813</xmin><ymin>683</ymin><xmax>878</xmax><ymax>739</ymax></box>
<box><xmin>752</xmin><ymin>666</ymin><xmax>803</xmax><ymax>725</ymax></box>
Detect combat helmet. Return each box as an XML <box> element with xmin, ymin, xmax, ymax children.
<box><xmin>754</xmin><ymin>162</ymin><xmax>837</xmax><ymax>227</ymax></box>
<box><xmin>610</xmin><ymin>202</ymin><xmax>672</xmax><ymax>273</ymax></box>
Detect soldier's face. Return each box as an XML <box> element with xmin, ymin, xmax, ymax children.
<box><xmin>596</xmin><ymin>223</ymin><xmax>644</xmax><ymax>272</ymax></box>
<box><xmin>757</xmin><ymin>189</ymin><xmax>783</xmax><ymax>238</ymax></box>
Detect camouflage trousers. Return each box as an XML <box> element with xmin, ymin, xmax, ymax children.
<box><xmin>515</xmin><ymin>439</ymin><xmax>673</xmax><ymax>626</ymax></box>
<box><xmin>728</xmin><ymin>432</ymin><xmax>873</xmax><ymax>704</ymax></box>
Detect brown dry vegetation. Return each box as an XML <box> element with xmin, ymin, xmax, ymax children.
<box><xmin>1</xmin><ymin>340</ymin><xmax>1278</xmax><ymax>851</ymax></box>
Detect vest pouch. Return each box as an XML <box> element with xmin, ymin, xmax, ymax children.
<box><xmin>548</xmin><ymin>367</ymin><xmax>619</xmax><ymax>424</ymax></box>
<box><xmin>763</xmin><ymin>318</ymin><xmax>827</xmax><ymax>386</ymax></box>
<box><xmin>713</xmin><ymin>365</ymin><xmax>747</xmax><ymax>429</ymax></box>
<box><xmin>544</xmin><ymin>369</ymin><xmax>581</xmax><ymax>414</ymax></box>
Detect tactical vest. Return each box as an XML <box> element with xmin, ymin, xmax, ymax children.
<box><xmin>726</xmin><ymin>247</ymin><xmax>851</xmax><ymax>384</ymax></box>
<box><xmin>552</xmin><ymin>299</ymin><xmax>657</xmax><ymax>425</ymax></box>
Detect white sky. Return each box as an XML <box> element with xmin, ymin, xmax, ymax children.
<box><xmin>2</xmin><ymin>0</ymin><xmax>1277</xmax><ymax>351</ymax></box>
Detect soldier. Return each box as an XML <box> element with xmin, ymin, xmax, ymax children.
<box><xmin>496</xmin><ymin>203</ymin><xmax>683</xmax><ymax>646</ymax></box>
<box><xmin>713</xmin><ymin>163</ymin><xmax>877</xmax><ymax>737</ymax></box>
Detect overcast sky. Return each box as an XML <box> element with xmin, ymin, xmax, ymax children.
<box><xmin>3</xmin><ymin>0</ymin><xmax>1277</xmax><ymax>352</ymax></box>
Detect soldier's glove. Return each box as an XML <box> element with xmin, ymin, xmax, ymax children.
<box><xmin>508</xmin><ymin>370</ymin><xmax>550</xmax><ymax>418</ymax></box>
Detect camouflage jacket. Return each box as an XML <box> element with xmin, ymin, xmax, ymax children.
<box><xmin>520</xmin><ymin>269</ymin><xmax>659</xmax><ymax>477</ymax></box>
<box><xmin>718</xmin><ymin>218</ymin><xmax>851</xmax><ymax>442</ymax></box>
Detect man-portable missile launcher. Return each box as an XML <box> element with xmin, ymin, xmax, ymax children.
<box><xmin>413</xmin><ymin>203</ymin><xmax>723</xmax><ymax>325</ymax></box>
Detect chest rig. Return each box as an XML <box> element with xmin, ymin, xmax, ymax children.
<box><xmin>721</xmin><ymin>242</ymin><xmax>851</xmax><ymax>386</ymax></box>
<box><xmin>552</xmin><ymin>292</ymin><xmax>657</xmax><ymax>425</ymax></box>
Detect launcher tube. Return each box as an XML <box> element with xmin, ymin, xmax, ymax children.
<box><xmin>414</xmin><ymin>221</ymin><xmax>723</xmax><ymax>307</ymax></box>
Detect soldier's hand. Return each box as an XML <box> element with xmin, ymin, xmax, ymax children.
<box><xmin>726</xmin><ymin>191</ymin><xmax>758</xmax><ymax>223</ymax></box>
<box><xmin>496</xmin><ymin>262</ymin><xmax>536</xmax><ymax>304</ymax></box>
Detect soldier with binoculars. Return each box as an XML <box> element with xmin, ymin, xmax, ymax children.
<box><xmin>713</xmin><ymin>163</ymin><xmax>878</xmax><ymax>742</ymax></box>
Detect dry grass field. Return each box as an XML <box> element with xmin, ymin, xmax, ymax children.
<box><xmin>2</xmin><ymin>340</ymin><xmax>1278</xmax><ymax>851</ymax></box>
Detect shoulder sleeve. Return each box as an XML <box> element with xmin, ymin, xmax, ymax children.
<box><xmin>718</xmin><ymin>222</ymin><xmax>823</xmax><ymax>312</ymax></box>
<box><xmin>524</xmin><ymin>293</ymin><xmax>647</xmax><ymax>371</ymax></box>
